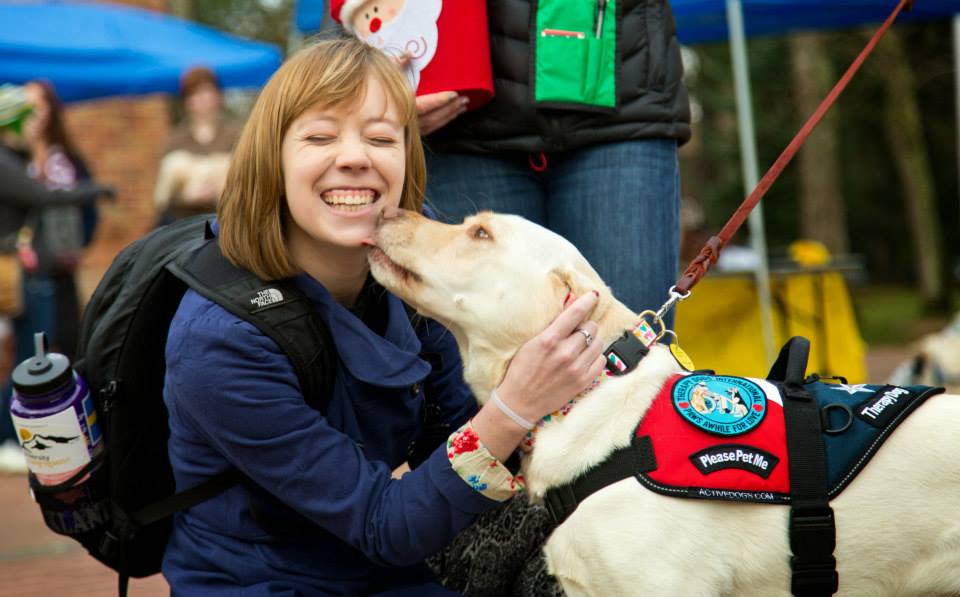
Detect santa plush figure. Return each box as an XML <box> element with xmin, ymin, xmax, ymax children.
<box><xmin>332</xmin><ymin>0</ymin><xmax>493</xmax><ymax>110</ymax></box>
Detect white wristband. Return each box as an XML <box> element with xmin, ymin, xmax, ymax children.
<box><xmin>491</xmin><ymin>388</ymin><xmax>537</xmax><ymax>430</ymax></box>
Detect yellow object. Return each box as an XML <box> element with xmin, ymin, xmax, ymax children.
<box><xmin>669</xmin><ymin>343</ymin><xmax>696</xmax><ymax>371</ymax></box>
<box><xmin>788</xmin><ymin>239</ymin><xmax>831</xmax><ymax>267</ymax></box>
<box><xmin>674</xmin><ymin>271</ymin><xmax>867</xmax><ymax>382</ymax></box>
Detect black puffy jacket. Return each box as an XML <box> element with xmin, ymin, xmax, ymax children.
<box><xmin>426</xmin><ymin>0</ymin><xmax>691</xmax><ymax>154</ymax></box>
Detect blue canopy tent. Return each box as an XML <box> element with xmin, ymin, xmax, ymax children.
<box><xmin>292</xmin><ymin>0</ymin><xmax>960</xmax><ymax>38</ymax></box>
<box><xmin>0</xmin><ymin>1</ymin><xmax>282</xmax><ymax>103</ymax></box>
<box><xmin>672</xmin><ymin>0</ymin><xmax>960</xmax><ymax>44</ymax></box>
<box><xmin>294</xmin><ymin>0</ymin><xmax>327</xmax><ymax>36</ymax></box>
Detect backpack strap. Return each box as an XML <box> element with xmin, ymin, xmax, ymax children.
<box><xmin>166</xmin><ymin>230</ymin><xmax>336</xmax><ymax>412</ymax></box>
<box><xmin>131</xmin><ymin>469</ymin><xmax>244</xmax><ymax>528</ymax></box>
<box><xmin>767</xmin><ymin>337</ymin><xmax>838</xmax><ymax>597</ymax></box>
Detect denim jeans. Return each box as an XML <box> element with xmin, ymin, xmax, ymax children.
<box><xmin>1</xmin><ymin>273</ymin><xmax>57</xmax><ymax>443</ymax></box>
<box><xmin>425</xmin><ymin>139</ymin><xmax>681</xmax><ymax>317</ymax></box>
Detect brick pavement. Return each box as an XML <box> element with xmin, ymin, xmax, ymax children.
<box><xmin>0</xmin><ymin>473</ymin><xmax>168</xmax><ymax>597</ymax></box>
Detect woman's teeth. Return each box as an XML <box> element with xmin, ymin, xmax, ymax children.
<box><xmin>322</xmin><ymin>190</ymin><xmax>378</xmax><ymax>211</ymax></box>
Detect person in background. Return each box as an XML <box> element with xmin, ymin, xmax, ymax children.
<box><xmin>0</xmin><ymin>85</ymin><xmax>111</xmax><ymax>473</ymax></box>
<box><xmin>19</xmin><ymin>80</ymin><xmax>98</xmax><ymax>363</ymax></box>
<box><xmin>153</xmin><ymin>66</ymin><xmax>241</xmax><ymax>225</ymax></box>
<box><xmin>334</xmin><ymin>0</ymin><xmax>691</xmax><ymax>319</ymax></box>
<box><xmin>161</xmin><ymin>37</ymin><xmax>605</xmax><ymax>596</ymax></box>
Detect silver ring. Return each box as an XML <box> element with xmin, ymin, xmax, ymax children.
<box><xmin>575</xmin><ymin>327</ymin><xmax>594</xmax><ymax>347</ymax></box>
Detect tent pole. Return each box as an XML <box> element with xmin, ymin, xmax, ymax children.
<box><xmin>954</xmin><ymin>15</ymin><xmax>960</xmax><ymax>241</ymax></box>
<box><xmin>726</xmin><ymin>0</ymin><xmax>777</xmax><ymax>363</ymax></box>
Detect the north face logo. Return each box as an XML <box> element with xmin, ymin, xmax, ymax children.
<box><xmin>250</xmin><ymin>288</ymin><xmax>284</xmax><ymax>308</ymax></box>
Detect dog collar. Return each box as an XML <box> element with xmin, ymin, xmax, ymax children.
<box><xmin>604</xmin><ymin>318</ymin><xmax>660</xmax><ymax>375</ymax></box>
<box><xmin>520</xmin><ymin>318</ymin><xmax>663</xmax><ymax>452</ymax></box>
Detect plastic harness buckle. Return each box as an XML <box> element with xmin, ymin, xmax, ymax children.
<box><xmin>604</xmin><ymin>331</ymin><xmax>649</xmax><ymax>376</ymax></box>
<box><xmin>790</xmin><ymin>510</ymin><xmax>839</xmax><ymax>596</ymax></box>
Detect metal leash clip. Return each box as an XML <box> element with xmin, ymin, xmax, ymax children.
<box><xmin>654</xmin><ymin>286</ymin><xmax>690</xmax><ymax>323</ymax></box>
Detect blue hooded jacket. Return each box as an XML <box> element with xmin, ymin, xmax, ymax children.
<box><xmin>161</xmin><ymin>267</ymin><xmax>496</xmax><ymax>596</ymax></box>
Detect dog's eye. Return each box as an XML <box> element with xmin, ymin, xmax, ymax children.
<box><xmin>469</xmin><ymin>225</ymin><xmax>492</xmax><ymax>241</ymax></box>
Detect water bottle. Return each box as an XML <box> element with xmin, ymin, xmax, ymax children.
<box><xmin>9</xmin><ymin>332</ymin><xmax>107</xmax><ymax>536</ymax></box>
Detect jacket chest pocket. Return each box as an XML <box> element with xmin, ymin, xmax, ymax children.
<box><xmin>532</xmin><ymin>0</ymin><xmax>617</xmax><ymax>110</ymax></box>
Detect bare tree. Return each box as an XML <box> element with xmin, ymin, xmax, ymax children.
<box><xmin>790</xmin><ymin>32</ymin><xmax>849</xmax><ymax>256</ymax></box>
<box><xmin>875</xmin><ymin>29</ymin><xmax>948</xmax><ymax>312</ymax></box>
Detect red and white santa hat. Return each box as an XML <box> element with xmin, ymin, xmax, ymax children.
<box><xmin>330</xmin><ymin>0</ymin><xmax>365</xmax><ymax>33</ymax></box>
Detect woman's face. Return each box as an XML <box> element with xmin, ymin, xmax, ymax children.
<box><xmin>184</xmin><ymin>81</ymin><xmax>222</xmax><ymax>121</ymax></box>
<box><xmin>22</xmin><ymin>83</ymin><xmax>49</xmax><ymax>144</ymax></box>
<box><xmin>281</xmin><ymin>75</ymin><xmax>406</xmax><ymax>257</ymax></box>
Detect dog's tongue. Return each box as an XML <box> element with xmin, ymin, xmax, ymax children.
<box><xmin>360</xmin><ymin>238</ymin><xmax>376</xmax><ymax>248</ymax></box>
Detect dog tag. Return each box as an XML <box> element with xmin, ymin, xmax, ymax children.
<box><xmin>670</xmin><ymin>343</ymin><xmax>695</xmax><ymax>371</ymax></box>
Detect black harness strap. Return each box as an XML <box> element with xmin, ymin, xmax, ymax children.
<box><xmin>768</xmin><ymin>337</ymin><xmax>838</xmax><ymax>597</ymax></box>
<box><xmin>543</xmin><ymin>435</ymin><xmax>656</xmax><ymax>525</ymax></box>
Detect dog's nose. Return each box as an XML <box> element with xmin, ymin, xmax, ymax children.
<box><xmin>381</xmin><ymin>206</ymin><xmax>405</xmax><ymax>221</ymax></box>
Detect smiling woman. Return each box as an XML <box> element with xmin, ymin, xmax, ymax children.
<box><xmin>217</xmin><ymin>36</ymin><xmax>425</xmax><ymax>292</ymax></box>
<box><xmin>160</xmin><ymin>36</ymin><xmax>606</xmax><ymax>597</ymax></box>
<box><xmin>281</xmin><ymin>75</ymin><xmax>407</xmax><ymax>287</ymax></box>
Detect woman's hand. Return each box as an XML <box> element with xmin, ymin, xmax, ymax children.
<box><xmin>471</xmin><ymin>292</ymin><xmax>606</xmax><ymax>462</ymax></box>
<box><xmin>391</xmin><ymin>53</ymin><xmax>468</xmax><ymax>134</ymax></box>
<box><xmin>496</xmin><ymin>292</ymin><xmax>606</xmax><ymax>424</ymax></box>
<box><xmin>416</xmin><ymin>91</ymin><xmax>468</xmax><ymax>135</ymax></box>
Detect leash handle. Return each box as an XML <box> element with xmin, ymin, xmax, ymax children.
<box><xmin>673</xmin><ymin>0</ymin><xmax>916</xmax><ymax>297</ymax></box>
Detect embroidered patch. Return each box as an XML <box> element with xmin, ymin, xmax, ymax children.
<box><xmin>855</xmin><ymin>385</ymin><xmax>916</xmax><ymax>428</ymax></box>
<box><xmin>247</xmin><ymin>287</ymin><xmax>286</xmax><ymax>309</ymax></box>
<box><xmin>689</xmin><ymin>444</ymin><xmax>779</xmax><ymax>478</ymax></box>
<box><xmin>673</xmin><ymin>375</ymin><xmax>767</xmax><ymax>436</ymax></box>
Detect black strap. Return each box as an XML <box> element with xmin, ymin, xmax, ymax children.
<box><xmin>132</xmin><ymin>469</ymin><xmax>244</xmax><ymax>528</ymax></box>
<box><xmin>166</xmin><ymin>232</ymin><xmax>336</xmax><ymax>412</ymax></box>
<box><xmin>769</xmin><ymin>337</ymin><xmax>838</xmax><ymax>597</ymax></box>
<box><xmin>543</xmin><ymin>435</ymin><xmax>656</xmax><ymax>525</ymax></box>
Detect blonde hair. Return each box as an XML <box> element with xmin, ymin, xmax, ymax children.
<box><xmin>218</xmin><ymin>36</ymin><xmax>426</xmax><ymax>280</ymax></box>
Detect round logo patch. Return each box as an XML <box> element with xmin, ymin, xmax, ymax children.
<box><xmin>673</xmin><ymin>375</ymin><xmax>767</xmax><ymax>436</ymax></box>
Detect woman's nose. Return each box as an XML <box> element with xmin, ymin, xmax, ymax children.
<box><xmin>335</xmin><ymin>137</ymin><xmax>371</xmax><ymax>169</ymax></box>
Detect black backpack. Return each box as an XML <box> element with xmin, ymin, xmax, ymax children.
<box><xmin>26</xmin><ymin>216</ymin><xmax>371</xmax><ymax>595</ymax></box>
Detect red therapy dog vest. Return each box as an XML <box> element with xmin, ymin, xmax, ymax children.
<box><xmin>634</xmin><ymin>373</ymin><xmax>943</xmax><ymax>504</ymax></box>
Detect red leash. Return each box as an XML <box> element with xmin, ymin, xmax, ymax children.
<box><xmin>670</xmin><ymin>0</ymin><xmax>915</xmax><ymax>303</ymax></box>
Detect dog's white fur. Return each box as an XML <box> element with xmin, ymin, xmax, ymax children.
<box><xmin>889</xmin><ymin>314</ymin><xmax>960</xmax><ymax>394</ymax></box>
<box><xmin>370</xmin><ymin>210</ymin><xmax>960</xmax><ymax>597</ymax></box>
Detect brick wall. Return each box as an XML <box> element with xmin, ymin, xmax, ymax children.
<box><xmin>65</xmin><ymin>0</ymin><xmax>172</xmax><ymax>302</ymax></box>
<box><xmin>67</xmin><ymin>96</ymin><xmax>171</xmax><ymax>300</ymax></box>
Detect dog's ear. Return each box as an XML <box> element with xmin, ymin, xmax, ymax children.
<box><xmin>551</xmin><ymin>266</ymin><xmax>604</xmax><ymax>317</ymax></box>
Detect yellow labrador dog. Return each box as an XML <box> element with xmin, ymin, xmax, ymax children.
<box><xmin>369</xmin><ymin>209</ymin><xmax>960</xmax><ymax>597</ymax></box>
<box><xmin>889</xmin><ymin>314</ymin><xmax>960</xmax><ymax>394</ymax></box>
